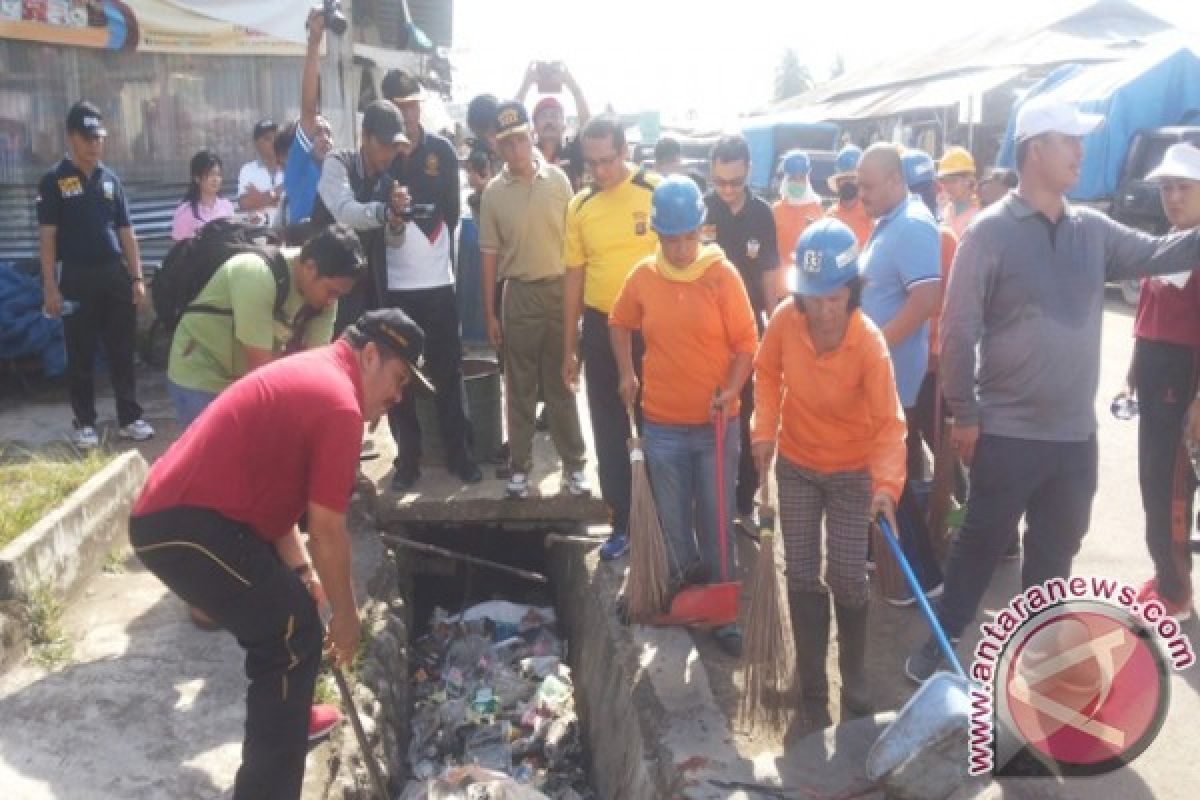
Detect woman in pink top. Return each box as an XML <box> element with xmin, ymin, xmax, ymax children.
<box><xmin>171</xmin><ymin>149</ymin><xmax>234</xmax><ymax>241</ymax></box>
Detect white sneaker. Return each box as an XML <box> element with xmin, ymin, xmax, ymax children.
<box><xmin>563</xmin><ymin>469</ymin><xmax>591</xmax><ymax>497</ymax></box>
<box><xmin>118</xmin><ymin>419</ymin><xmax>154</xmax><ymax>441</ymax></box>
<box><xmin>506</xmin><ymin>472</ymin><xmax>531</xmax><ymax>498</ymax></box>
<box><xmin>71</xmin><ymin>425</ymin><xmax>99</xmax><ymax>449</ymax></box>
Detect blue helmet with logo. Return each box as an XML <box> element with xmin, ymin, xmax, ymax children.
<box><xmin>901</xmin><ymin>149</ymin><xmax>936</xmax><ymax>189</ymax></box>
<box><xmin>780</xmin><ymin>149</ymin><xmax>811</xmax><ymax>178</ymax></box>
<box><xmin>651</xmin><ymin>175</ymin><xmax>705</xmax><ymax>236</ymax></box>
<box><xmin>834</xmin><ymin>144</ymin><xmax>863</xmax><ymax>175</ymax></box>
<box><xmin>789</xmin><ymin>219</ymin><xmax>861</xmax><ymax>297</ymax></box>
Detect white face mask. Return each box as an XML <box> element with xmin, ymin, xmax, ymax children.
<box><xmin>784</xmin><ymin>178</ymin><xmax>809</xmax><ymax>203</ymax></box>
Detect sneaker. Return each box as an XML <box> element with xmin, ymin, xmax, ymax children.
<box><xmin>1137</xmin><ymin>578</ymin><xmax>1193</xmax><ymax>621</ymax></box>
<box><xmin>118</xmin><ymin>419</ymin><xmax>154</xmax><ymax>441</ymax></box>
<box><xmin>506</xmin><ymin>472</ymin><xmax>531</xmax><ymax>498</ymax></box>
<box><xmin>599</xmin><ymin>531</ymin><xmax>629</xmax><ymax>561</ymax></box>
<box><xmin>71</xmin><ymin>425</ymin><xmax>99</xmax><ymax>449</ymax></box>
<box><xmin>905</xmin><ymin>635</ymin><xmax>960</xmax><ymax>684</ymax></box>
<box><xmin>308</xmin><ymin>703</ymin><xmax>341</xmax><ymax>740</ymax></box>
<box><xmin>562</xmin><ymin>469</ymin><xmax>591</xmax><ymax>497</ymax></box>
<box><xmin>535</xmin><ymin>406</ymin><xmax>550</xmax><ymax>432</ymax></box>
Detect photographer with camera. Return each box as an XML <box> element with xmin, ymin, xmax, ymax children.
<box><xmin>516</xmin><ymin>60</ymin><xmax>591</xmax><ymax>190</ymax></box>
<box><xmin>311</xmin><ymin>100</ymin><xmax>411</xmax><ymax>334</ymax></box>
<box><xmin>381</xmin><ymin>69</ymin><xmax>482</xmax><ymax>490</ymax></box>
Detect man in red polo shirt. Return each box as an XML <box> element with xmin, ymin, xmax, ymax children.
<box><xmin>129</xmin><ymin>309</ymin><xmax>431</xmax><ymax>800</ymax></box>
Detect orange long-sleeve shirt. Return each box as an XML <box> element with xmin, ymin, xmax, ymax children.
<box><xmin>610</xmin><ymin>254</ymin><xmax>759</xmax><ymax>426</ymax></box>
<box><xmin>827</xmin><ymin>201</ymin><xmax>874</xmax><ymax>248</ymax></box>
<box><xmin>773</xmin><ymin>200</ymin><xmax>824</xmax><ymax>265</ymax></box>
<box><xmin>752</xmin><ymin>304</ymin><xmax>907</xmax><ymax>502</ymax></box>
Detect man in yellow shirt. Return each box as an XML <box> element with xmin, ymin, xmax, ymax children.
<box><xmin>562</xmin><ymin>115</ymin><xmax>661</xmax><ymax>559</ymax></box>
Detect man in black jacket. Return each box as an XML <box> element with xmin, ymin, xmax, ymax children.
<box><xmin>380</xmin><ymin>69</ymin><xmax>481</xmax><ymax>489</ymax></box>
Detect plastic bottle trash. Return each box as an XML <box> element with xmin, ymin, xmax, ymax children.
<box><xmin>44</xmin><ymin>299</ymin><xmax>79</xmax><ymax>318</ymax></box>
<box><xmin>534</xmin><ymin>675</ymin><xmax>572</xmax><ymax>714</ymax></box>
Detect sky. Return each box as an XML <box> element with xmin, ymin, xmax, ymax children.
<box><xmin>450</xmin><ymin>0</ymin><xmax>1199</xmax><ymax>126</ymax></box>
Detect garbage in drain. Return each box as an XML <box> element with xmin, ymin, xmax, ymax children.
<box><xmin>401</xmin><ymin>600</ymin><xmax>593</xmax><ymax>800</ymax></box>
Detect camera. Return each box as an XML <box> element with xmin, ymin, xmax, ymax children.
<box><xmin>323</xmin><ymin>0</ymin><xmax>347</xmax><ymax>36</ymax></box>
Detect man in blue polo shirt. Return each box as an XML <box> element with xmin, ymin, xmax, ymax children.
<box><xmin>38</xmin><ymin>101</ymin><xmax>154</xmax><ymax>449</ymax></box>
<box><xmin>380</xmin><ymin>69</ymin><xmax>481</xmax><ymax>489</ymax></box>
<box><xmin>856</xmin><ymin>142</ymin><xmax>944</xmax><ymax>602</ymax></box>
<box><xmin>284</xmin><ymin>9</ymin><xmax>335</xmax><ymax>226</ymax></box>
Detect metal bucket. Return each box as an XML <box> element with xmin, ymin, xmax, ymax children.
<box><xmin>866</xmin><ymin>671</ymin><xmax>971</xmax><ymax>800</ymax></box>
<box><xmin>414</xmin><ymin>357</ymin><xmax>502</xmax><ymax>465</ymax></box>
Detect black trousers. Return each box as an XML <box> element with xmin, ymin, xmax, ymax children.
<box><xmin>130</xmin><ymin>507</ymin><xmax>322</xmax><ymax>800</ymax></box>
<box><xmin>60</xmin><ymin>262</ymin><xmax>142</xmax><ymax>427</ymax></box>
<box><xmin>386</xmin><ymin>285</ymin><xmax>474</xmax><ymax>471</ymax></box>
<box><xmin>1134</xmin><ymin>338</ymin><xmax>1198</xmax><ymax>604</ymax></box>
<box><xmin>936</xmin><ymin>434</ymin><xmax>1098</xmax><ymax>639</ymax></box>
<box><xmin>581</xmin><ymin>307</ymin><xmax>643</xmax><ymax>533</ymax></box>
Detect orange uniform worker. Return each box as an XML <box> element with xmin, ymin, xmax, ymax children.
<box><xmin>752</xmin><ymin>219</ymin><xmax>905</xmax><ymax>729</ymax></box>
<box><xmin>825</xmin><ymin>144</ymin><xmax>874</xmax><ymax>247</ymax></box>
<box><xmin>774</xmin><ymin>149</ymin><xmax>824</xmax><ymax>265</ymax></box>
<box><xmin>610</xmin><ymin>175</ymin><xmax>758</xmax><ymax>657</ymax></box>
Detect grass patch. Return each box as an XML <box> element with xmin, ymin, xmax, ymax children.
<box><xmin>27</xmin><ymin>586</ymin><xmax>73</xmax><ymax>670</ymax></box>
<box><xmin>0</xmin><ymin>448</ymin><xmax>114</xmax><ymax>548</ymax></box>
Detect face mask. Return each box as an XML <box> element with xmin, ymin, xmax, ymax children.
<box><xmin>838</xmin><ymin>182</ymin><xmax>859</xmax><ymax>204</ymax></box>
<box><xmin>784</xmin><ymin>179</ymin><xmax>808</xmax><ymax>202</ymax></box>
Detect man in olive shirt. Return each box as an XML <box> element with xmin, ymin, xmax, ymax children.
<box><xmin>480</xmin><ymin>102</ymin><xmax>589</xmax><ymax>499</ymax></box>
<box><xmin>166</xmin><ymin>225</ymin><xmax>364</xmax><ymax>427</ymax></box>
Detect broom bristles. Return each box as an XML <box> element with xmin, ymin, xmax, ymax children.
<box><xmin>739</xmin><ymin>512</ymin><xmax>795</xmax><ymax>734</ymax></box>
<box><xmin>626</xmin><ymin>436</ymin><xmax>670</xmax><ymax>622</ymax></box>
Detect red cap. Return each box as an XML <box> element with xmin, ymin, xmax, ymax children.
<box><xmin>532</xmin><ymin>96</ymin><xmax>564</xmax><ymax>120</ymax></box>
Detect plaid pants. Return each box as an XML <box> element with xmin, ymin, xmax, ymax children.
<box><xmin>777</xmin><ymin>455</ymin><xmax>872</xmax><ymax>608</ymax></box>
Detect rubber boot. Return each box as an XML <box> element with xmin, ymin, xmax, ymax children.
<box><xmin>789</xmin><ymin>590</ymin><xmax>832</xmax><ymax>729</ymax></box>
<box><xmin>835</xmin><ymin>601</ymin><xmax>874</xmax><ymax>718</ymax></box>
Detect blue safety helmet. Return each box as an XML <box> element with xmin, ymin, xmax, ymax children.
<box><xmin>789</xmin><ymin>219</ymin><xmax>861</xmax><ymax>297</ymax></box>
<box><xmin>651</xmin><ymin>175</ymin><xmax>705</xmax><ymax>236</ymax></box>
<box><xmin>901</xmin><ymin>149</ymin><xmax>936</xmax><ymax>190</ymax></box>
<box><xmin>833</xmin><ymin>144</ymin><xmax>863</xmax><ymax>175</ymax></box>
<box><xmin>779</xmin><ymin>149</ymin><xmax>811</xmax><ymax>178</ymax></box>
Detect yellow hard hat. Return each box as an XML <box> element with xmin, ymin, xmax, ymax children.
<box><xmin>937</xmin><ymin>146</ymin><xmax>976</xmax><ymax>177</ymax></box>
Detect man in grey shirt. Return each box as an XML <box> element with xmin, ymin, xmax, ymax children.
<box><xmin>906</xmin><ymin>97</ymin><xmax>1200</xmax><ymax>682</ymax></box>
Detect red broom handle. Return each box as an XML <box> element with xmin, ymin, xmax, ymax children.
<box><xmin>714</xmin><ymin>389</ymin><xmax>729</xmax><ymax>583</ymax></box>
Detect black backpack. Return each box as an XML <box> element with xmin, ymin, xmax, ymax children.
<box><xmin>152</xmin><ymin>219</ymin><xmax>289</xmax><ymax>331</ymax></box>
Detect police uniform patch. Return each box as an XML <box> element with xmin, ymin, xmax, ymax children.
<box><xmin>633</xmin><ymin>211</ymin><xmax>648</xmax><ymax>236</ymax></box>
<box><xmin>747</xmin><ymin>238</ymin><xmax>761</xmax><ymax>259</ymax></box>
<box><xmin>425</xmin><ymin>153</ymin><xmax>439</xmax><ymax>177</ymax></box>
<box><xmin>103</xmin><ymin>180</ymin><xmax>114</xmax><ymax>201</ymax></box>
<box><xmin>58</xmin><ymin>176</ymin><xmax>82</xmax><ymax>197</ymax></box>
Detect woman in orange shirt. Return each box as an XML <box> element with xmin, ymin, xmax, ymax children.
<box><xmin>610</xmin><ymin>175</ymin><xmax>759</xmax><ymax>655</ymax></box>
<box><xmin>752</xmin><ymin>218</ymin><xmax>906</xmax><ymax>727</ymax></box>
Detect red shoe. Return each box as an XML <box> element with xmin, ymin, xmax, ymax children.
<box><xmin>1137</xmin><ymin>578</ymin><xmax>1193</xmax><ymax>621</ymax></box>
<box><xmin>308</xmin><ymin>703</ymin><xmax>341</xmax><ymax>740</ymax></box>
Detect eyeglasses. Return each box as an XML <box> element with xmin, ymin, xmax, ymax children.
<box><xmin>584</xmin><ymin>154</ymin><xmax>620</xmax><ymax>170</ymax></box>
<box><xmin>712</xmin><ymin>176</ymin><xmax>747</xmax><ymax>189</ymax></box>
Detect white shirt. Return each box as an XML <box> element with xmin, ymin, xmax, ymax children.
<box><xmin>237</xmin><ymin>160</ymin><xmax>284</xmax><ymax>226</ymax></box>
<box><xmin>386</xmin><ymin>221</ymin><xmax>454</xmax><ymax>291</ymax></box>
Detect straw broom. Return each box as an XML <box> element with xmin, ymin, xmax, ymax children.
<box><xmin>624</xmin><ymin>407</ymin><xmax>670</xmax><ymax>622</ymax></box>
<box><xmin>739</xmin><ymin>472</ymin><xmax>795</xmax><ymax>733</ymax></box>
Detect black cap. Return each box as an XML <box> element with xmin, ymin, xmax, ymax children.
<box><xmin>381</xmin><ymin>69</ymin><xmax>425</xmax><ymax>104</ymax></box>
<box><xmin>494</xmin><ymin>101</ymin><xmax>531</xmax><ymax>140</ymax></box>
<box><xmin>361</xmin><ymin>100</ymin><xmax>410</xmax><ymax>146</ymax></box>
<box><xmin>65</xmin><ymin>101</ymin><xmax>106</xmax><ymax>138</ymax></box>
<box><xmin>348</xmin><ymin>309</ymin><xmax>434</xmax><ymax>393</ymax></box>
<box><xmin>253</xmin><ymin>118</ymin><xmax>278</xmax><ymax>140</ymax></box>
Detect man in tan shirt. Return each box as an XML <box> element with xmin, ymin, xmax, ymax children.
<box><xmin>481</xmin><ymin>101</ymin><xmax>589</xmax><ymax>498</ymax></box>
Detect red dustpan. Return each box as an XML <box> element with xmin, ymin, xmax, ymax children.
<box><xmin>650</xmin><ymin>401</ymin><xmax>740</xmax><ymax>627</ymax></box>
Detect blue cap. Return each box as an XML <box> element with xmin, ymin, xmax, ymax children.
<box><xmin>833</xmin><ymin>144</ymin><xmax>863</xmax><ymax>176</ymax></box>
<box><xmin>651</xmin><ymin>175</ymin><xmax>705</xmax><ymax>236</ymax></box>
<box><xmin>780</xmin><ymin>150</ymin><xmax>811</xmax><ymax>178</ymax></box>
<box><xmin>789</xmin><ymin>219</ymin><xmax>861</xmax><ymax>297</ymax></box>
<box><xmin>901</xmin><ymin>149</ymin><xmax>936</xmax><ymax>189</ymax></box>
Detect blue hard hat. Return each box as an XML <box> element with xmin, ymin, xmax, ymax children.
<box><xmin>780</xmin><ymin>149</ymin><xmax>811</xmax><ymax>178</ymax></box>
<box><xmin>833</xmin><ymin>144</ymin><xmax>863</xmax><ymax>175</ymax></box>
<box><xmin>901</xmin><ymin>149</ymin><xmax>936</xmax><ymax>189</ymax></box>
<box><xmin>789</xmin><ymin>219</ymin><xmax>861</xmax><ymax>297</ymax></box>
<box><xmin>651</xmin><ymin>175</ymin><xmax>705</xmax><ymax>236</ymax></box>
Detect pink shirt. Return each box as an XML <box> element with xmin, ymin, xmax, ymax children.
<box><xmin>171</xmin><ymin>197</ymin><xmax>235</xmax><ymax>241</ymax></box>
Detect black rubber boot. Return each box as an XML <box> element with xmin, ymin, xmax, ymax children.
<box><xmin>834</xmin><ymin>601</ymin><xmax>874</xmax><ymax>718</ymax></box>
<box><xmin>789</xmin><ymin>590</ymin><xmax>832</xmax><ymax>729</ymax></box>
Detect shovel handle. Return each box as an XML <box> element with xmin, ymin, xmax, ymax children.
<box><xmin>332</xmin><ymin>667</ymin><xmax>390</xmax><ymax>798</ymax></box>
<box><xmin>874</xmin><ymin>514</ymin><xmax>965</xmax><ymax>678</ymax></box>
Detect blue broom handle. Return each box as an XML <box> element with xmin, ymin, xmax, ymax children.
<box><xmin>875</xmin><ymin>514</ymin><xmax>965</xmax><ymax>678</ymax></box>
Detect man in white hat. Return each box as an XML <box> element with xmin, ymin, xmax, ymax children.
<box><xmin>906</xmin><ymin>97</ymin><xmax>1200</xmax><ymax>682</ymax></box>
<box><xmin>1124</xmin><ymin>141</ymin><xmax>1200</xmax><ymax>620</ymax></box>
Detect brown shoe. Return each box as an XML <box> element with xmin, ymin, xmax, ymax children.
<box><xmin>189</xmin><ymin>606</ymin><xmax>221</xmax><ymax>631</ymax></box>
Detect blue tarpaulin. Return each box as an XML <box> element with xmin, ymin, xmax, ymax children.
<box><xmin>997</xmin><ymin>44</ymin><xmax>1200</xmax><ymax>201</ymax></box>
<box><xmin>0</xmin><ymin>262</ymin><xmax>65</xmax><ymax>377</ymax></box>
